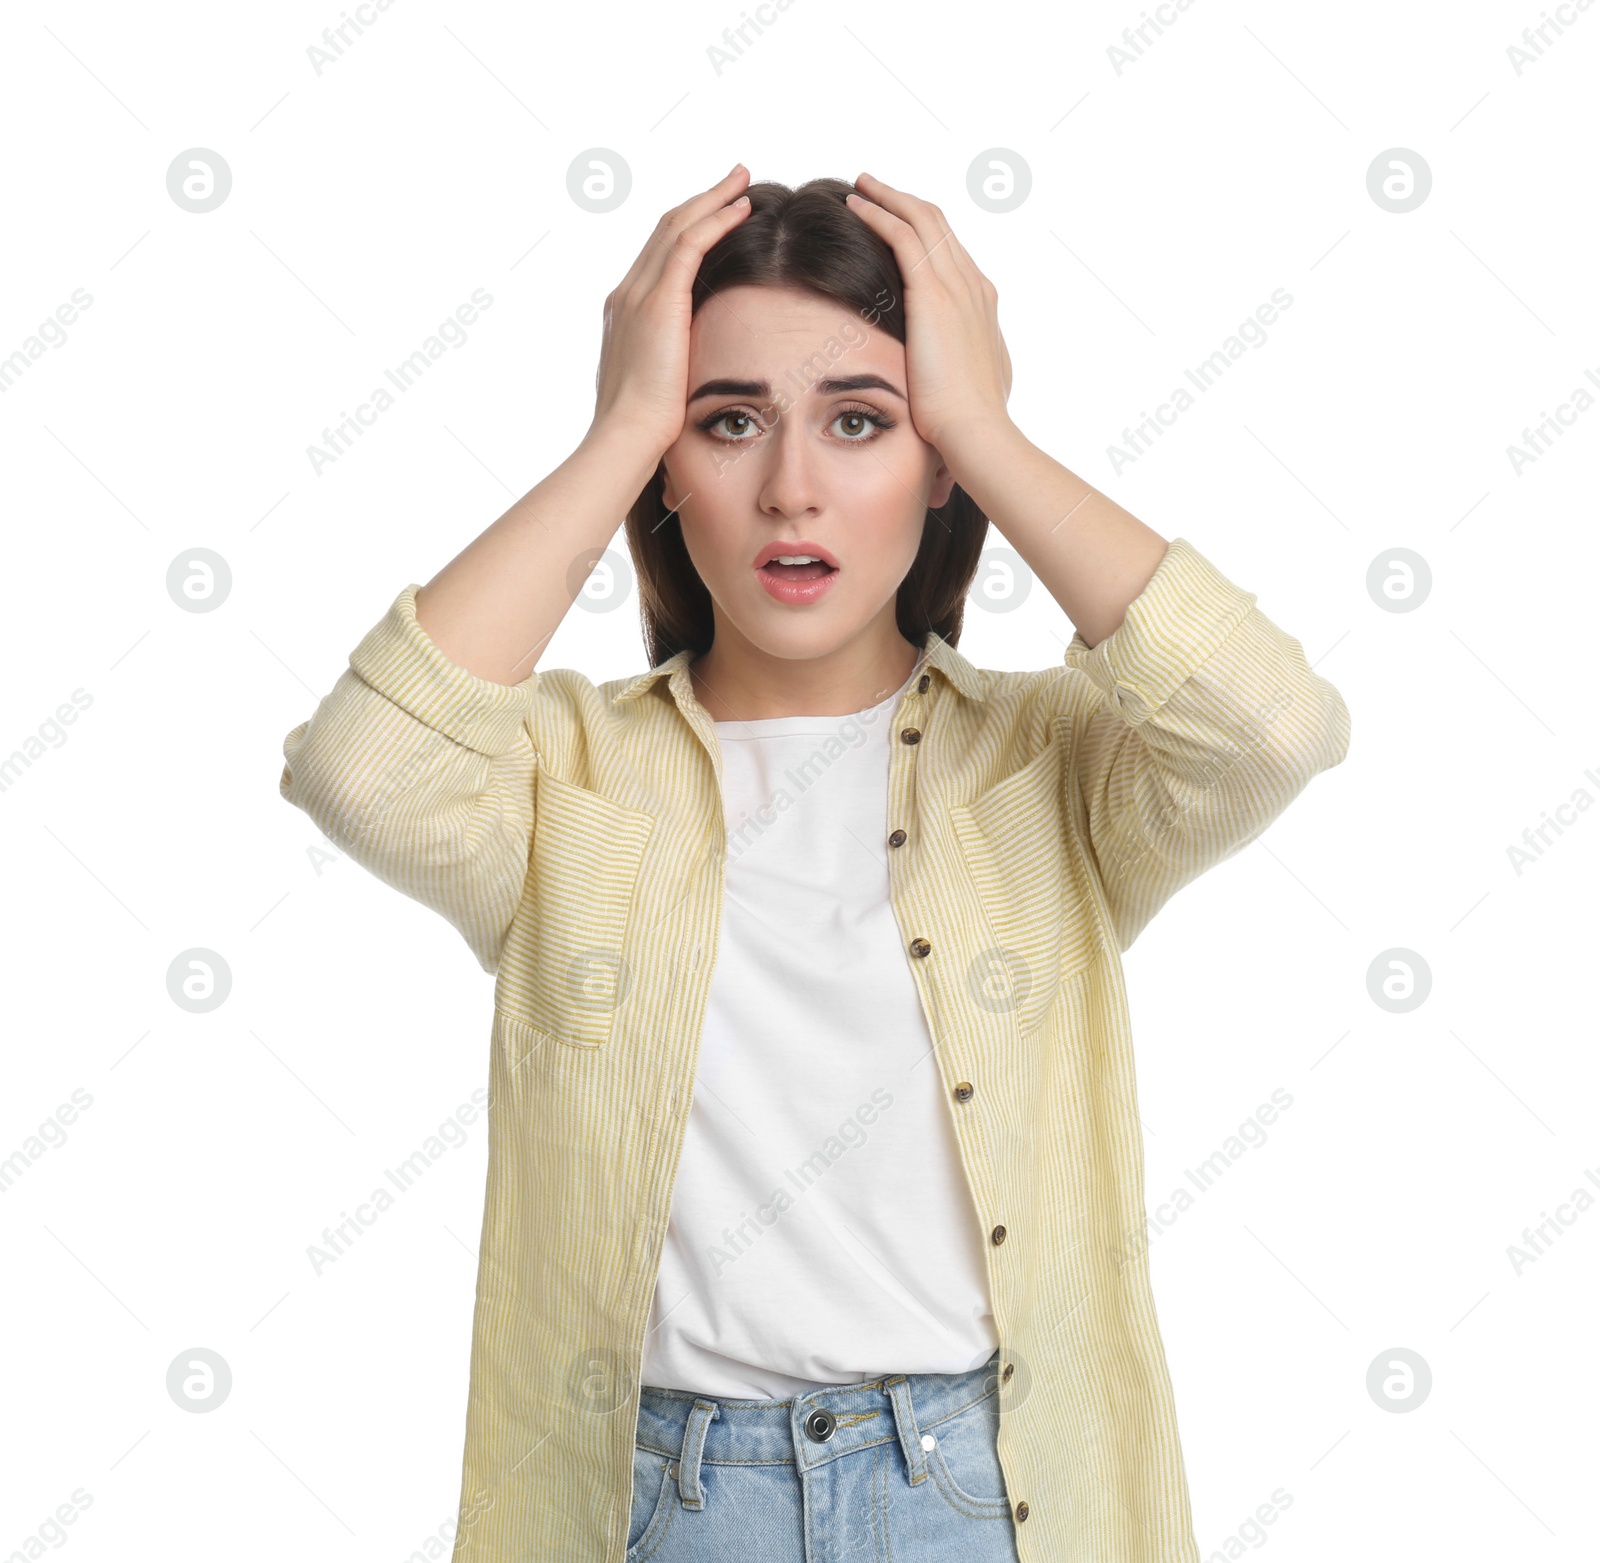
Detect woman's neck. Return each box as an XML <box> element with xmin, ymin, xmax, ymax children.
<box><xmin>688</xmin><ymin>629</ymin><xmax>923</xmax><ymax>722</ymax></box>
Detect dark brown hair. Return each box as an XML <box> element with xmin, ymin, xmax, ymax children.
<box><xmin>623</xmin><ymin>175</ymin><xmax>991</xmax><ymax>669</ymax></box>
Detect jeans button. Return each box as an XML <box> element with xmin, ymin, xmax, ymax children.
<box><xmin>804</xmin><ymin>1407</ymin><xmax>837</xmax><ymax>1442</ymax></box>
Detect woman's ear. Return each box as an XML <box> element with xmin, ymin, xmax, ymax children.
<box><xmin>929</xmin><ymin>459</ymin><xmax>957</xmax><ymax>510</ymax></box>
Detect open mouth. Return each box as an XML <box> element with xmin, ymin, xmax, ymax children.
<box><xmin>761</xmin><ymin>558</ymin><xmax>838</xmax><ymax>583</ymax></box>
<box><xmin>754</xmin><ymin>549</ymin><xmax>841</xmax><ymax>604</ymax></box>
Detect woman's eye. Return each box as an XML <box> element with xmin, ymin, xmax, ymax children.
<box><xmin>710</xmin><ymin>411</ymin><xmax>759</xmax><ymax>440</ymax></box>
<box><xmin>832</xmin><ymin>406</ymin><xmax>896</xmax><ymax>441</ymax></box>
<box><xmin>698</xmin><ymin>405</ymin><xmax>892</xmax><ymax>443</ymax></box>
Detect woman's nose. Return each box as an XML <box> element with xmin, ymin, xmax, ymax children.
<box><xmin>755</xmin><ymin>421</ymin><xmax>822</xmax><ymax>515</ymax></box>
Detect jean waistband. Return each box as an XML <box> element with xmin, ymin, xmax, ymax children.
<box><xmin>632</xmin><ymin>1348</ymin><xmax>1003</xmax><ymax>1510</ymax></box>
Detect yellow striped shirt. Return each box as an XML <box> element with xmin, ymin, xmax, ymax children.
<box><xmin>279</xmin><ymin>535</ymin><xmax>1350</xmax><ymax>1561</ymax></box>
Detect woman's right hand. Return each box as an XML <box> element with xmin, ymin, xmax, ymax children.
<box><xmin>590</xmin><ymin>164</ymin><xmax>754</xmax><ymax>458</ymax></box>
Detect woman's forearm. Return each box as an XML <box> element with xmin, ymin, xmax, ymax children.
<box><xmin>939</xmin><ymin>417</ymin><xmax>1171</xmax><ymax>650</ymax></box>
<box><xmin>413</xmin><ymin>416</ymin><xmax>665</xmax><ymax>687</ymax></box>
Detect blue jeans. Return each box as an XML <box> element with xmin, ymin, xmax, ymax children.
<box><xmin>625</xmin><ymin>1347</ymin><xmax>1021</xmax><ymax>1561</ymax></box>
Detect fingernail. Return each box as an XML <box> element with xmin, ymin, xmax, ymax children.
<box><xmin>729</xmin><ymin>162</ymin><xmax>744</xmax><ymax>175</ymax></box>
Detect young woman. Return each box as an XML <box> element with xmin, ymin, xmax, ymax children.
<box><xmin>280</xmin><ymin>166</ymin><xmax>1350</xmax><ymax>1563</ymax></box>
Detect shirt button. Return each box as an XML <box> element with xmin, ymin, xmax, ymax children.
<box><xmin>953</xmin><ymin>1081</ymin><xmax>974</xmax><ymax>1102</ymax></box>
<box><xmin>1002</xmin><ymin>1361</ymin><xmax>1014</xmax><ymax>1382</ymax></box>
<box><xmin>1015</xmin><ymin>1500</ymin><xmax>1030</xmax><ymax>1522</ymax></box>
<box><xmin>899</xmin><ymin>727</ymin><xmax>922</xmax><ymax>745</ymax></box>
<box><xmin>920</xmin><ymin>1432</ymin><xmax>936</xmax><ymax>1451</ymax></box>
<box><xmin>990</xmin><ymin>1224</ymin><xmax>1007</xmax><ymax>1245</ymax></box>
<box><xmin>910</xmin><ymin>937</ymin><xmax>931</xmax><ymax>958</ymax></box>
<box><xmin>917</xmin><ymin>674</ymin><xmax>930</xmax><ymax>693</ymax></box>
<box><xmin>888</xmin><ymin>829</ymin><xmax>907</xmax><ymax>848</ymax></box>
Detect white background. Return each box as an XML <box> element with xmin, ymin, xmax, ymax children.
<box><xmin>2</xmin><ymin>0</ymin><xmax>1596</xmax><ymax>1558</ymax></box>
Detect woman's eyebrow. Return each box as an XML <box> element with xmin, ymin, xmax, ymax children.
<box><xmin>686</xmin><ymin>373</ymin><xmax>907</xmax><ymax>403</ymax></box>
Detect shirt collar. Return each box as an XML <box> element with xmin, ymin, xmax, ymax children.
<box><xmin>608</xmin><ymin>628</ymin><xmax>989</xmax><ymax>707</ymax></box>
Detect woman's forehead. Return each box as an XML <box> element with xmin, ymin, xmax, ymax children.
<box><xmin>690</xmin><ymin>285</ymin><xmax>902</xmax><ymax>375</ymax></box>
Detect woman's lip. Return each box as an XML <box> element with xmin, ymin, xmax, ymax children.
<box><xmin>753</xmin><ymin>541</ymin><xmax>841</xmax><ymax>569</ymax></box>
<box><xmin>754</xmin><ymin>561</ymin><xmax>840</xmax><ymax>605</ymax></box>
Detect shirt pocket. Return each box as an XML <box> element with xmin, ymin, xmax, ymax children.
<box><xmin>496</xmin><ymin>768</ymin><xmax>656</xmax><ymax>1050</ymax></box>
<box><xmin>947</xmin><ymin>732</ymin><xmax>1107</xmax><ymax>1037</ymax></box>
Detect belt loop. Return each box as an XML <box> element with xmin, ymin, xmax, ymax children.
<box><xmin>676</xmin><ymin>1398</ymin><xmax>719</xmax><ymax>1510</ymax></box>
<box><xmin>884</xmin><ymin>1375</ymin><xmax>929</xmax><ymax>1486</ymax></box>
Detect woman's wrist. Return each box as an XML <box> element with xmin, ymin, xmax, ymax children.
<box><xmin>932</xmin><ymin>411</ymin><xmax>1029</xmax><ymax>491</ymax></box>
<box><xmin>578</xmin><ymin>411</ymin><xmax>671</xmax><ymax>486</ymax></box>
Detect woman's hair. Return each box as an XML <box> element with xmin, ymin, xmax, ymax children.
<box><xmin>622</xmin><ymin>175</ymin><xmax>991</xmax><ymax>668</ymax></box>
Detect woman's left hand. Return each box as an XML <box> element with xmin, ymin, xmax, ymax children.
<box><xmin>845</xmin><ymin>172</ymin><xmax>1013</xmax><ymax>456</ymax></box>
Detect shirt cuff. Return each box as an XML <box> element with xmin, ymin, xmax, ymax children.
<box><xmin>347</xmin><ymin>583</ymin><xmax>542</xmax><ymax>756</ymax></box>
<box><xmin>1060</xmin><ymin>537</ymin><xmax>1258</xmax><ymax>726</ymax></box>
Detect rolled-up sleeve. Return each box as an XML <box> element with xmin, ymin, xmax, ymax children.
<box><xmin>278</xmin><ymin>584</ymin><xmax>542</xmax><ymax>973</ymax></box>
<box><xmin>1062</xmin><ymin>537</ymin><xmax>1351</xmax><ymax>951</ymax></box>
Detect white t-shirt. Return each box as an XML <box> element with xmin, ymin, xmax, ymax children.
<box><xmin>640</xmin><ymin>654</ymin><xmax>999</xmax><ymax>1399</ymax></box>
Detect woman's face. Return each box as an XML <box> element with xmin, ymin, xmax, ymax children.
<box><xmin>660</xmin><ymin>284</ymin><xmax>955</xmax><ymax>668</ymax></box>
